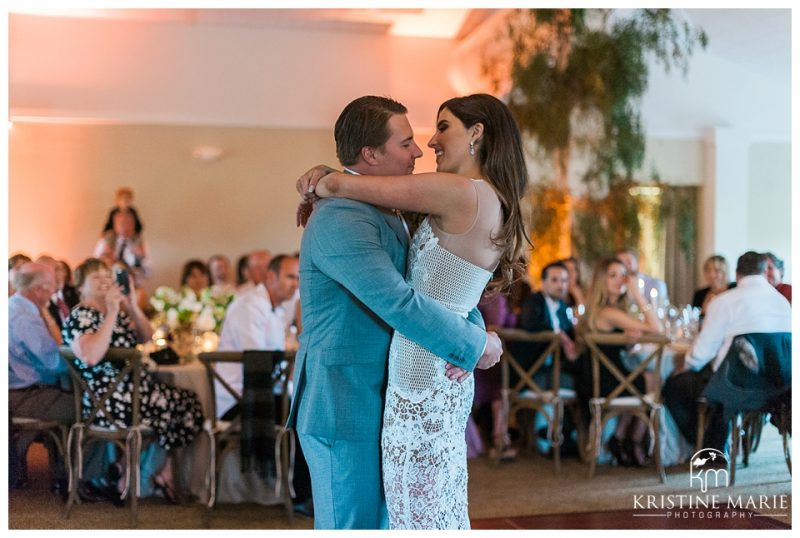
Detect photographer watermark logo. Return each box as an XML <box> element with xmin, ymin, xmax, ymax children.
<box><xmin>689</xmin><ymin>448</ymin><xmax>729</xmax><ymax>493</ymax></box>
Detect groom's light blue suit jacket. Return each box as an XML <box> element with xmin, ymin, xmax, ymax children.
<box><xmin>286</xmin><ymin>198</ymin><xmax>487</xmax><ymax>442</ymax></box>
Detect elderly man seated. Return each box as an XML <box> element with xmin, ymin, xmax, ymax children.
<box><xmin>663</xmin><ymin>251</ymin><xmax>792</xmax><ymax>453</ymax></box>
<box><xmin>8</xmin><ymin>262</ymin><xmax>71</xmax><ymax>493</ymax></box>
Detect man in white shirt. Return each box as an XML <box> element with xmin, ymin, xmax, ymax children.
<box><xmin>216</xmin><ymin>253</ymin><xmax>299</xmax><ymax>418</ymax></box>
<box><xmin>234</xmin><ymin>249</ymin><xmax>271</xmax><ymax>297</ymax></box>
<box><xmin>663</xmin><ymin>251</ymin><xmax>791</xmax><ymax>452</ymax></box>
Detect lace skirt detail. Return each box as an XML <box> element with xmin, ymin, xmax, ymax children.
<box><xmin>381</xmin><ymin>363</ymin><xmax>474</xmax><ymax>529</ymax></box>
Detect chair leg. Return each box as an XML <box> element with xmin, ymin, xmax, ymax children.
<box><xmin>729</xmin><ymin>414</ymin><xmax>741</xmax><ymax>487</ymax></box>
<box><xmin>587</xmin><ymin>404</ymin><xmax>601</xmax><ymax>479</ymax></box>
<box><xmin>129</xmin><ymin>434</ymin><xmax>139</xmax><ymax>528</ymax></box>
<box><xmin>64</xmin><ymin>426</ymin><xmax>81</xmax><ymax>519</ymax></box>
<box><xmin>570</xmin><ymin>403</ymin><xmax>587</xmax><ymax>463</ymax></box>
<box><xmin>652</xmin><ymin>408</ymin><xmax>665</xmax><ymax>483</ymax></box>
<box><xmin>783</xmin><ymin>429</ymin><xmax>791</xmax><ymax>475</ymax></box>
<box><xmin>280</xmin><ymin>431</ymin><xmax>294</xmax><ymax>524</ymax></box>
<box><xmin>551</xmin><ymin>400</ymin><xmax>563</xmax><ymax>475</ymax></box>
<box><xmin>696</xmin><ymin>399</ymin><xmax>708</xmax><ymax>450</ymax></box>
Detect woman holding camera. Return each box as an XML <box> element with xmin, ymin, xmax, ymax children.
<box><xmin>62</xmin><ymin>257</ymin><xmax>204</xmax><ymax>501</ymax></box>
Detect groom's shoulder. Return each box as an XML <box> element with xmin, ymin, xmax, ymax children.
<box><xmin>313</xmin><ymin>197</ymin><xmax>382</xmax><ymax>220</ymax></box>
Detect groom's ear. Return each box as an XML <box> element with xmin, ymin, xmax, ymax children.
<box><xmin>361</xmin><ymin>145</ymin><xmax>381</xmax><ymax>166</ymax></box>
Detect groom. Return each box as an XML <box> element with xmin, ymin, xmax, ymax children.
<box><xmin>286</xmin><ymin>96</ymin><xmax>502</xmax><ymax>529</ymax></box>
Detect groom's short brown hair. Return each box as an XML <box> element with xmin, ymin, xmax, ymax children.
<box><xmin>334</xmin><ymin>96</ymin><xmax>407</xmax><ymax>166</ymax></box>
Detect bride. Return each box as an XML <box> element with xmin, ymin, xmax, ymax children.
<box><xmin>299</xmin><ymin>93</ymin><xmax>529</xmax><ymax>529</ymax></box>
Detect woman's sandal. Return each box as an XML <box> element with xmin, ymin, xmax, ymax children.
<box><xmin>152</xmin><ymin>476</ymin><xmax>178</xmax><ymax>504</ymax></box>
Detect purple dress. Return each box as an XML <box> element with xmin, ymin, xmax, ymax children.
<box><xmin>473</xmin><ymin>293</ymin><xmax>516</xmax><ymax>406</ymax></box>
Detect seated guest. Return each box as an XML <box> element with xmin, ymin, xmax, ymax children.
<box><xmin>37</xmin><ymin>256</ymin><xmax>80</xmax><ymax>330</ymax></box>
<box><xmin>214</xmin><ymin>254</ymin><xmax>309</xmax><ymax>510</ymax></box>
<box><xmin>9</xmin><ymin>262</ymin><xmax>72</xmax><ymax>492</ymax></box>
<box><xmin>518</xmin><ymin>261</ymin><xmax>581</xmax><ymax>455</ymax></box>
<box><xmin>63</xmin><ymin>258</ymin><xmax>204</xmax><ymax>501</ymax></box>
<box><xmin>8</xmin><ymin>253</ymin><xmax>32</xmax><ymax>296</ymax></box>
<box><xmin>506</xmin><ymin>276</ymin><xmax>532</xmax><ymax>323</ymax></box>
<box><xmin>216</xmin><ymin>253</ymin><xmax>299</xmax><ymax>418</ymax></box>
<box><xmin>112</xmin><ymin>259</ymin><xmax>152</xmax><ymax>317</ymax></box>
<box><xmin>235</xmin><ymin>249</ymin><xmax>271</xmax><ymax>296</ymax></box>
<box><xmin>692</xmin><ymin>255</ymin><xmax>736</xmax><ymax>317</ymax></box>
<box><xmin>180</xmin><ymin>259</ymin><xmax>211</xmax><ymax>299</ymax></box>
<box><xmin>520</xmin><ymin>261</ymin><xmax>578</xmax><ymax>354</ymax></box>
<box><xmin>764</xmin><ymin>252</ymin><xmax>791</xmax><ymax>304</ymax></box>
<box><xmin>663</xmin><ymin>251</ymin><xmax>792</xmax><ymax>453</ymax></box>
<box><xmin>235</xmin><ymin>253</ymin><xmax>250</xmax><ymax>289</ymax></box>
<box><xmin>560</xmin><ymin>256</ymin><xmax>587</xmax><ymax>310</ymax></box>
<box><xmin>471</xmin><ymin>282</ymin><xmax>518</xmax><ymax>460</ymax></box>
<box><xmin>616</xmin><ymin>248</ymin><xmax>669</xmax><ymax>308</ymax></box>
<box><xmin>208</xmin><ymin>254</ymin><xmax>235</xmax><ymax>294</ymax></box>
<box><xmin>93</xmin><ymin>209</ymin><xmax>151</xmax><ymax>280</ymax></box>
<box><xmin>577</xmin><ymin>257</ymin><xmax>663</xmax><ymax>466</ymax></box>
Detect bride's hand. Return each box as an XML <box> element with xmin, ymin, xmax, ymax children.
<box><xmin>445</xmin><ymin>363</ymin><xmax>471</xmax><ymax>383</ymax></box>
<box><xmin>296</xmin><ymin>165</ymin><xmax>337</xmax><ymax>200</ymax></box>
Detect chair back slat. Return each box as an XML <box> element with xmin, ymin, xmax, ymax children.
<box><xmin>198</xmin><ymin>350</ymin><xmax>291</xmax><ymax>427</ymax></box>
<box><xmin>581</xmin><ymin>333</ymin><xmax>667</xmax><ymax>405</ymax></box>
<box><xmin>497</xmin><ymin>329</ymin><xmax>562</xmax><ymax>398</ymax></box>
<box><xmin>59</xmin><ymin>346</ymin><xmax>144</xmax><ymax>429</ymax></box>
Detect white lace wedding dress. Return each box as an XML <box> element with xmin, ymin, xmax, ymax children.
<box><xmin>381</xmin><ymin>216</ymin><xmax>494</xmax><ymax>529</ymax></box>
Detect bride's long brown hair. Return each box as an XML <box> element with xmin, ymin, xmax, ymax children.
<box><xmin>440</xmin><ymin>94</ymin><xmax>531</xmax><ymax>292</ymax></box>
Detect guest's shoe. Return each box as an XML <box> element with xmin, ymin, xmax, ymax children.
<box><xmin>293</xmin><ymin>498</ymin><xmax>314</xmax><ymax>518</ymax></box>
<box><xmin>152</xmin><ymin>476</ymin><xmax>178</xmax><ymax>504</ymax></box>
<box><xmin>10</xmin><ymin>476</ymin><xmax>29</xmax><ymax>491</ymax></box>
<box><xmin>50</xmin><ymin>479</ymin><xmax>69</xmax><ymax>501</ymax></box>
<box><xmin>625</xmin><ymin>439</ymin><xmax>649</xmax><ymax>468</ymax></box>
<box><xmin>608</xmin><ymin>436</ymin><xmax>631</xmax><ymax>466</ymax></box>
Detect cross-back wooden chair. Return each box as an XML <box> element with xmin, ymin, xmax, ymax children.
<box><xmin>9</xmin><ymin>416</ymin><xmax>69</xmax><ymax>488</ymax></box>
<box><xmin>59</xmin><ymin>346</ymin><xmax>152</xmax><ymax>527</ymax></box>
<box><xmin>697</xmin><ymin>332</ymin><xmax>791</xmax><ymax>485</ymax></box>
<box><xmin>581</xmin><ymin>333</ymin><xmax>668</xmax><ymax>482</ymax></box>
<box><xmin>198</xmin><ymin>351</ymin><xmax>295</xmax><ymax>526</ymax></box>
<box><xmin>497</xmin><ymin>329</ymin><xmax>583</xmax><ymax>473</ymax></box>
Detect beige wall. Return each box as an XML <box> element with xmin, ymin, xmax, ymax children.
<box><xmin>747</xmin><ymin>141</ymin><xmax>792</xmax><ymax>281</ymax></box>
<box><xmin>8</xmin><ymin>121</ymin><xmax>440</xmax><ymax>293</ymax></box>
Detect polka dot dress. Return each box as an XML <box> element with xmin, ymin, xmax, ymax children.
<box><xmin>63</xmin><ymin>305</ymin><xmax>203</xmax><ymax>450</ymax></box>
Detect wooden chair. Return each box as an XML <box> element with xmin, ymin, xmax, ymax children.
<box><xmin>198</xmin><ymin>351</ymin><xmax>295</xmax><ymax>525</ymax></box>
<box><xmin>59</xmin><ymin>346</ymin><xmax>153</xmax><ymax>527</ymax></box>
<box><xmin>582</xmin><ymin>333</ymin><xmax>668</xmax><ymax>482</ymax></box>
<box><xmin>697</xmin><ymin>332</ymin><xmax>791</xmax><ymax>485</ymax></box>
<box><xmin>497</xmin><ymin>329</ymin><xmax>583</xmax><ymax>473</ymax></box>
<box><xmin>9</xmin><ymin>416</ymin><xmax>69</xmax><ymax>488</ymax></box>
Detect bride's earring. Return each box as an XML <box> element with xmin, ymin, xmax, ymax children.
<box><xmin>469</xmin><ymin>141</ymin><xmax>475</xmax><ymax>156</ymax></box>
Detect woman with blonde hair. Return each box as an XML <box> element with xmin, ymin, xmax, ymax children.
<box><xmin>692</xmin><ymin>255</ymin><xmax>735</xmax><ymax>316</ymax></box>
<box><xmin>577</xmin><ymin>257</ymin><xmax>663</xmax><ymax>466</ymax></box>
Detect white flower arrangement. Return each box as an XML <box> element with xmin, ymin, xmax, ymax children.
<box><xmin>150</xmin><ymin>285</ymin><xmax>234</xmax><ymax>333</ymax></box>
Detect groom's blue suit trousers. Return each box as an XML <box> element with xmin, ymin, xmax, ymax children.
<box><xmin>298</xmin><ymin>432</ymin><xmax>389</xmax><ymax>529</ymax></box>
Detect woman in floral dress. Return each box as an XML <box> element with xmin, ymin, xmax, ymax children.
<box><xmin>63</xmin><ymin>258</ymin><xmax>204</xmax><ymax>499</ymax></box>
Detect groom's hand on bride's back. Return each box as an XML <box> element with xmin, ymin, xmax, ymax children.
<box><xmin>476</xmin><ymin>331</ymin><xmax>502</xmax><ymax>370</ymax></box>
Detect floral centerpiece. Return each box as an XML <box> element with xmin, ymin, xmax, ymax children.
<box><xmin>151</xmin><ymin>286</ymin><xmax>234</xmax><ymax>332</ymax></box>
<box><xmin>149</xmin><ymin>286</ymin><xmax>234</xmax><ymax>354</ymax></box>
